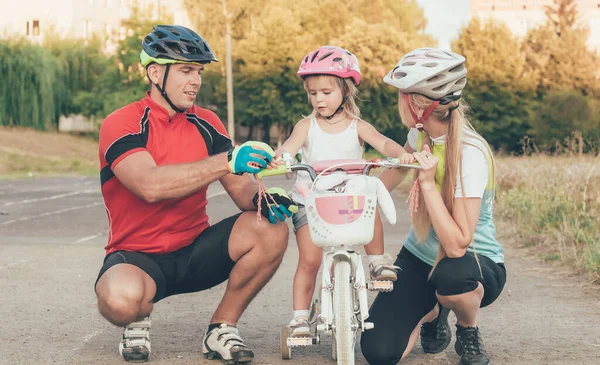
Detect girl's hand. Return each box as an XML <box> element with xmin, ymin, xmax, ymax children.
<box><xmin>398</xmin><ymin>152</ymin><xmax>416</xmax><ymax>164</ymax></box>
<box><xmin>267</xmin><ymin>156</ymin><xmax>284</xmax><ymax>169</ymax></box>
<box><xmin>412</xmin><ymin>144</ymin><xmax>438</xmax><ymax>188</ymax></box>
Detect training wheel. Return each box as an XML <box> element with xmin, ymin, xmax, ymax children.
<box><xmin>280</xmin><ymin>326</ymin><xmax>292</xmax><ymax>360</ymax></box>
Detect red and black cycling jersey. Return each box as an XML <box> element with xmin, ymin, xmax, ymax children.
<box><xmin>99</xmin><ymin>92</ymin><xmax>232</xmax><ymax>255</ymax></box>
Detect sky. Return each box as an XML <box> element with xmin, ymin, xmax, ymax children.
<box><xmin>416</xmin><ymin>0</ymin><xmax>471</xmax><ymax>50</ymax></box>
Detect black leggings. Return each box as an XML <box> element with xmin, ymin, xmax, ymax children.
<box><xmin>360</xmin><ymin>247</ymin><xmax>506</xmax><ymax>365</ymax></box>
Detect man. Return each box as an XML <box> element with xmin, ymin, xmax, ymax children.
<box><xmin>95</xmin><ymin>25</ymin><xmax>297</xmax><ymax>364</ymax></box>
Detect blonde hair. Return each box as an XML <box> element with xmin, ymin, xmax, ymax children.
<box><xmin>303</xmin><ymin>75</ymin><xmax>360</xmax><ymax>119</ymax></box>
<box><xmin>399</xmin><ymin>93</ymin><xmax>496</xmax><ymax>275</ymax></box>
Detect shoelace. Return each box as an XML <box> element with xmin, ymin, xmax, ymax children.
<box><xmin>255</xmin><ymin>178</ymin><xmax>279</xmax><ymax>221</ymax></box>
<box><xmin>460</xmin><ymin>329</ymin><xmax>482</xmax><ymax>355</ymax></box>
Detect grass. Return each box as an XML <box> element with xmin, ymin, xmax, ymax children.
<box><xmin>495</xmin><ymin>153</ymin><xmax>600</xmax><ymax>279</ymax></box>
<box><xmin>0</xmin><ymin>127</ymin><xmax>98</xmax><ymax>178</ymax></box>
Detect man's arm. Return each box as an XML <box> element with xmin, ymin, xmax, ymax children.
<box><xmin>219</xmin><ymin>173</ymin><xmax>258</xmax><ymax>211</ymax></box>
<box><xmin>113</xmin><ymin>151</ymin><xmax>230</xmax><ymax>203</ymax></box>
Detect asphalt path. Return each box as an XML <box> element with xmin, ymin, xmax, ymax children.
<box><xmin>0</xmin><ymin>176</ymin><xmax>599</xmax><ymax>365</ymax></box>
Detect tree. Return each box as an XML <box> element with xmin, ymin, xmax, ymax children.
<box><xmin>532</xmin><ymin>91</ymin><xmax>599</xmax><ymax>151</ymax></box>
<box><xmin>185</xmin><ymin>0</ymin><xmax>434</xmax><ymax>144</ymax></box>
<box><xmin>453</xmin><ymin>18</ymin><xmax>537</xmax><ymax>152</ymax></box>
<box><xmin>522</xmin><ymin>0</ymin><xmax>599</xmax><ymax>97</ymax></box>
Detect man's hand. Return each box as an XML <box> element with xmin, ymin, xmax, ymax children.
<box><xmin>252</xmin><ymin>187</ymin><xmax>299</xmax><ymax>224</ymax></box>
<box><xmin>227</xmin><ymin>141</ymin><xmax>275</xmax><ymax>175</ymax></box>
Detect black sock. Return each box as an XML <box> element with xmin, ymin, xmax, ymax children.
<box><xmin>207</xmin><ymin>323</ymin><xmax>223</xmax><ymax>332</ymax></box>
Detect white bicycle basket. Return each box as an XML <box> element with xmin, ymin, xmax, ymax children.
<box><xmin>304</xmin><ymin>192</ymin><xmax>378</xmax><ymax>247</ymax></box>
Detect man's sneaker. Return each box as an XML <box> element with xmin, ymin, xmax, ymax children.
<box><xmin>368</xmin><ymin>254</ymin><xmax>400</xmax><ymax>281</ymax></box>
<box><xmin>420</xmin><ymin>305</ymin><xmax>451</xmax><ymax>354</ymax></box>
<box><xmin>202</xmin><ymin>324</ymin><xmax>254</xmax><ymax>364</ymax></box>
<box><xmin>288</xmin><ymin>317</ymin><xmax>311</xmax><ymax>337</ymax></box>
<box><xmin>454</xmin><ymin>325</ymin><xmax>490</xmax><ymax>365</ymax></box>
<box><xmin>119</xmin><ymin>317</ymin><xmax>151</xmax><ymax>362</ymax></box>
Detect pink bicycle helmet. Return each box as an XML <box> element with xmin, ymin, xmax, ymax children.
<box><xmin>297</xmin><ymin>46</ymin><xmax>361</xmax><ymax>85</ymax></box>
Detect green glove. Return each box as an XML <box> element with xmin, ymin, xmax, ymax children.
<box><xmin>227</xmin><ymin>141</ymin><xmax>275</xmax><ymax>175</ymax></box>
<box><xmin>252</xmin><ymin>187</ymin><xmax>299</xmax><ymax>224</ymax></box>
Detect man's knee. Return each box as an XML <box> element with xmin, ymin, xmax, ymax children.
<box><xmin>97</xmin><ymin>279</ymin><xmax>150</xmax><ymax>326</ymax></box>
<box><xmin>254</xmin><ymin>219</ymin><xmax>289</xmax><ymax>257</ymax></box>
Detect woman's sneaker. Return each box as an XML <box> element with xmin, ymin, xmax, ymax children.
<box><xmin>119</xmin><ymin>317</ymin><xmax>151</xmax><ymax>362</ymax></box>
<box><xmin>288</xmin><ymin>317</ymin><xmax>311</xmax><ymax>337</ymax></box>
<box><xmin>202</xmin><ymin>324</ymin><xmax>254</xmax><ymax>364</ymax></box>
<box><xmin>420</xmin><ymin>306</ymin><xmax>451</xmax><ymax>353</ymax></box>
<box><xmin>454</xmin><ymin>325</ymin><xmax>490</xmax><ymax>365</ymax></box>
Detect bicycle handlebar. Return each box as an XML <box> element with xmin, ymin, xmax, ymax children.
<box><xmin>256</xmin><ymin>158</ymin><xmax>421</xmax><ymax>180</ymax></box>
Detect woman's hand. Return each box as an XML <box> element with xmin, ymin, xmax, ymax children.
<box><xmin>412</xmin><ymin>144</ymin><xmax>438</xmax><ymax>189</ymax></box>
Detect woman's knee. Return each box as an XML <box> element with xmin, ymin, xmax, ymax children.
<box><xmin>431</xmin><ymin>254</ymin><xmax>480</xmax><ymax>296</ymax></box>
<box><xmin>361</xmin><ymin>331</ymin><xmax>404</xmax><ymax>365</ymax></box>
<box><xmin>362</xmin><ymin>344</ymin><xmax>402</xmax><ymax>365</ymax></box>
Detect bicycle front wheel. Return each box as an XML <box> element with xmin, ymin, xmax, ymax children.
<box><xmin>333</xmin><ymin>259</ymin><xmax>354</xmax><ymax>365</ymax></box>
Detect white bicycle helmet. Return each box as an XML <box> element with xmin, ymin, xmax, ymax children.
<box><xmin>384</xmin><ymin>48</ymin><xmax>467</xmax><ymax>104</ymax></box>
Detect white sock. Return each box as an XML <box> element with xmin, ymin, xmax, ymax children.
<box><xmin>293</xmin><ymin>309</ymin><xmax>310</xmax><ymax>320</ymax></box>
<box><xmin>367</xmin><ymin>254</ymin><xmax>385</xmax><ymax>266</ymax></box>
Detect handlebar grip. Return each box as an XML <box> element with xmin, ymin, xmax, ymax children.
<box><xmin>256</xmin><ymin>165</ymin><xmax>289</xmax><ymax>179</ymax></box>
<box><xmin>380</xmin><ymin>158</ymin><xmax>422</xmax><ymax>169</ymax></box>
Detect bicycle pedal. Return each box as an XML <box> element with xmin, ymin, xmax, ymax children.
<box><xmin>367</xmin><ymin>280</ymin><xmax>394</xmax><ymax>291</ymax></box>
<box><xmin>288</xmin><ymin>337</ymin><xmax>313</xmax><ymax>347</ymax></box>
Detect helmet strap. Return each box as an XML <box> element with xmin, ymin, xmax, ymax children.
<box><xmin>403</xmin><ymin>93</ymin><xmax>439</xmax><ymax>132</ymax></box>
<box><xmin>324</xmin><ymin>96</ymin><xmax>347</xmax><ymax>120</ymax></box>
<box><xmin>150</xmin><ymin>64</ymin><xmax>186</xmax><ymax>114</ymax></box>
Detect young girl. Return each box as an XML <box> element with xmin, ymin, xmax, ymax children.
<box><xmin>275</xmin><ymin>45</ymin><xmax>414</xmax><ymax>337</ymax></box>
<box><xmin>360</xmin><ymin>48</ymin><xmax>506</xmax><ymax>365</ymax></box>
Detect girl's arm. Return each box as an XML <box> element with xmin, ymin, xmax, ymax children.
<box><xmin>357</xmin><ymin>120</ymin><xmax>411</xmax><ymax>158</ymax></box>
<box><xmin>413</xmin><ymin>145</ymin><xmax>483</xmax><ymax>258</ymax></box>
<box><xmin>274</xmin><ymin>118</ymin><xmax>310</xmax><ymax>157</ymax></box>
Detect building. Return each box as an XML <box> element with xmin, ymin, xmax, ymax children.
<box><xmin>470</xmin><ymin>0</ymin><xmax>600</xmax><ymax>52</ymax></box>
<box><xmin>0</xmin><ymin>0</ymin><xmax>191</xmax><ymax>50</ymax></box>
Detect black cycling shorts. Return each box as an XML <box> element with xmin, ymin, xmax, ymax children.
<box><xmin>361</xmin><ymin>246</ymin><xmax>506</xmax><ymax>365</ymax></box>
<box><xmin>95</xmin><ymin>213</ymin><xmax>241</xmax><ymax>302</ymax></box>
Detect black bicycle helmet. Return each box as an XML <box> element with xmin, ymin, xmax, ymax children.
<box><xmin>140</xmin><ymin>24</ymin><xmax>218</xmax><ymax>66</ymax></box>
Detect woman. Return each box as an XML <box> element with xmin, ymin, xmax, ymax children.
<box><xmin>361</xmin><ymin>48</ymin><xmax>506</xmax><ymax>365</ymax></box>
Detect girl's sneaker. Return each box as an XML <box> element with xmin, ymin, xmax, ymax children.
<box><xmin>119</xmin><ymin>317</ymin><xmax>151</xmax><ymax>362</ymax></box>
<box><xmin>368</xmin><ymin>254</ymin><xmax>400</xmax><ymax>281</ymax></box>
<box><xmin>288</xmin><ymin>317</ymin><xmax>311</xmax><ymax>337</ymax></box>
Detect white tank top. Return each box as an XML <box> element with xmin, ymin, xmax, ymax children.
<box><xmin>291</xmin><ymin>117</ymin><xmax>363</xmax><ymax>203</ymax></box>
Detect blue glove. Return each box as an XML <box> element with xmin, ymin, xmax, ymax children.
<box><xmin>252</xmin><ymin>187</ymin><xmax>299</xmax><ymax>224</ymax></box>
<box><xmin>227</xmin><ymin>141</ymin><xmax>275</xmax><ymax>175</ymax></box>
